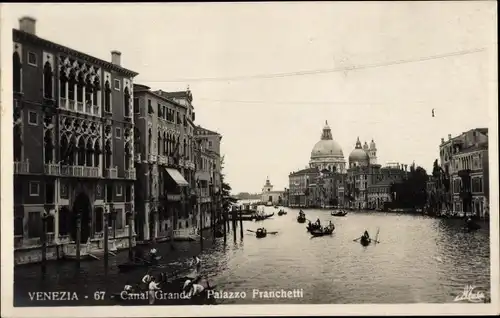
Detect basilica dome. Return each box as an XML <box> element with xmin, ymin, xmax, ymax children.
<box><xmin>310</xmin><ymin>122</ymin><xmax>344</xmax><ymax>158</ymax></box>
<box><xmin>348</xmin><ymin>137</ymin><xmax>370</xmax><ymax>165</ymax></box>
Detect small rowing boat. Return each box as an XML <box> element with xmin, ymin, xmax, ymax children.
<box><xmin>254</xmin><ymin>212</ymin><xmax>274</xmax><ymax>221</ymax></box>
<box><xmin>331</xmin><ymin>210</ymin><xmax>347</xmax><ymax>217</ymax></box>
<box><xmin>117</xmin><ymin>256</ymin><xmax>162</xmax><ymax>273</ymax></box>
<box><xmin>310</xmin><ymin>224</ymin><xmax>335</xmax><ymax>237</ymax></box>
<box><xmin>360</xmin><ymin>236</ymin><xmax>371</xmax><ymax>246</ymax></box>
<box><xmin>277</xmin><ymin>210</ymin><xmax>287</xmax><ymax>216</ymax></box>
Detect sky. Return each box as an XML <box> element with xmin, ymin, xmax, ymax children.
<box><xmin>2</xmin><ymin>2</ymin><xmax>497</xmax><ymax>194</ymax></box>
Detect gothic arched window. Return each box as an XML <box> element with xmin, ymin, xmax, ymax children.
<box><xmin>148</xmin><ymin>128</ymin><xmax>152</xmax><ymax>153</ymax></box>
<box><xmin>104</xmin><ymin>80</ymin><xmax>111</xmax><ymax>113</ymax></box>
<box><xmin>86</xmin><ymin>139</ymin><xmax>93</xmax><ymax>166</ymax></box>
<box><xmin>59</xmin><ymin>68</ymin><xmax>67</xmax><ymax>98</ymax></box>
<box><xmin>94</xmin><ymin>140</ymin><xmax>101</xmax><ymax>167</ymax></box>
<box><xmin>68</xmin><ymin>136</ymin><xmax>77</xmax><ymax>165</ymax></box>
<box><xmin>85</xmin><ymin>75</ymin><xmax>93</xmax><ymax>106</ymax></box>
<box><xmin>104</xmin><ymin>140</ymin><xmax>112</xmax><ymax>169</ymax></box>
<box><xmin>13</xmin><ymin>125</ymin><xmax>22</xmax><ymax>161</ymax></box>
<box><xmin>68</xmin><ymin>69</ymin><xmax>76</xmax><ymax>100</ymax></box>
<box><xmin>13</xmin><ymin>51</ymin><xmax>22</xmax><ymax>93</ymax></box>
<box><xmin>76</xmin><ymin>72</ymin><xmax>84</xmax><ymax>103</ymax></box>
<box><xmin>44</xmin><ymin>130</ymin><xmax>54</xmax><ymax>164</ymax></box>
<box><xmin>124</xmin><ymin>87</ymin><xmax>130</xmax><ymax>117</ymax></box>
<box><xmin>77</xmin><ymin>137</ymin><xmax>86</xmax><ymax>165</ymax></box>
<box><xmin>93</xmin><ymin>76</ymin><xmax>100</xmax><ymax>106</ymax></box>
<box><xmin>163</xmin><ymin>132</ymin><xmax>167</xmax><ymax>155</ymax></box>
<box><xmin>124</xmin><ymin>143</ymin><xmax>131</xmax><ymax>170</ymax></box>
<box><xmin>60</xmin><ymin>135</ymin><xmax>69</xmax><ymax>164</ymax></box>
<box><xmin>43</xmin><ymin>61</ymin><xmax>53</xmax><ymax>99</ymax></box>
<box><xmin>157</xmin><ymin>132</ymin><xmax>162</xmax><ymax>154</ymax></box>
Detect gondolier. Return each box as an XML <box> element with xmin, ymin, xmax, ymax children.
<box><xmin>192</xmin><ymin>256</ymin><xmax>202</xmax><ymax>273</ymax></box>
<box><xmin>148</xmin><ymin>277</ymin><xmax>161</xmax><ymax>305</ymax></box>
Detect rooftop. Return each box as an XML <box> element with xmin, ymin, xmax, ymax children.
<box><xmin>13</xmin><ymin>28</ymin><xmax>138</xmax><ymax>77</ymax></box>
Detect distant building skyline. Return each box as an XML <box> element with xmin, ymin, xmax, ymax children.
<box><xmin>1</xmin><ymin>3</ymin><xmax>495</xmax><ymax>194</ymax></box>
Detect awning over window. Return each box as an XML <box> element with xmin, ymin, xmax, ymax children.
<box><xmin>165</xmin><ymin>168</ymin><xmax>189</xmax><ymax>187</ymax></box>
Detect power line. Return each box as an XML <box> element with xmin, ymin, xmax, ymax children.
<box><xmin>139</xmin><ymin>47</ymin><xmax>486</xmax><ymax>83</ymax></box>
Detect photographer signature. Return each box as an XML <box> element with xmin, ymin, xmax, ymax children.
<box><xmin>453</xmin><ymin>285</ymin><xmax>486</xmax><ymax>303</ymax></box>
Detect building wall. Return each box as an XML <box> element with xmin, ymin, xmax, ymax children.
<box><xmin>13</xmin><ymin>24</ymin><xmax>138</xmax><ymax>254</ymax></box>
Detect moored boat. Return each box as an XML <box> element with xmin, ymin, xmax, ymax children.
<box><xmin>117</xmin><ymin>256</ymin><xmax>162</xmax><ymax>273</ymax></box>
<box><xmin>306</xmin><ymin>223</ymin><xmax>322</xmax><ymax>232</ymax></box>
<box><xmin>297</xmin><ymin>215</ymin><xmax>306</xmax><ymax>223</ymax></box>
<box><xmin>277</xmin><ymin>209</ymin><xmax>287</xmax><ymax>216</ymax></box>
<box><xmin>254</xmin><ymin>212</ymin><xmax>274</xmax><ymax>221</ymax></box>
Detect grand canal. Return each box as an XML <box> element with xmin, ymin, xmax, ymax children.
<box><xmin>14</xmin><ymin>206</ymin><xmax>491</xmax><ymax>305</ymax></box>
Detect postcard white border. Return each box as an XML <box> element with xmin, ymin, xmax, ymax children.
<box><xmin>1</xmin><ymin>2</ymin><xmax>499</xmax><ymax>317</ymax></box>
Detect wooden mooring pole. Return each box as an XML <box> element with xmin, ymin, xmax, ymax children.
<box><xmin>76</xmin><ymin>211</ymin><xmax>81</xmax><ymax>269</ymax></box>
<box><xmin>41</xmin><ymin>213</ymin><xmax>47</xmax><ymax>276</ymax></box>
<box><xmin>232</xmin><ymin>207</ymin><xmax>237</xmax><ymax>241</ymax></box>
<box><xmin>104</xmin><ymin>211</ymin><xmax>109</xmax><ymax>275</ymax></box>
<box><xmin>239</xmin><ymin>207</ymin><xmax>243</xmax><ymax>239</ymax></box>
<box><xmin>199</xmin><ymin>203</ymin><xmax>204</xmax><ymax>250</ymax></box>
<box><xmin>128</xmin><ymin>212</ymin><xmax>133</xmax><ymax>261</ymax></box>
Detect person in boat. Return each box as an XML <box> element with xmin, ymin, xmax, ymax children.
<box><xmin>308</xmin><ymin>220</ymin><xmax>312</xmax><ymax>227</ymax></box>
<box><xmin>123</xmin><ymin>282</ymin><xmax>134</xmax><ymax>293</ymax></box>
<box><xmin>362</xmin><ymin>230</ymin><xmax>370</xmax><ymax>240</ymax></box>
<box><xmin>142</xmin><ymin>270</ymin><xmax>153</xmax><ymax>285</ymax></box>
<box><xmin>183</xmin><ymin>278</ymin><xmax>205</xmax><ymax>299</ymax></box>
<box><xmin>192</xmin><ymin>255</ymin><xmax>202</xmax><ymax>273</ymax></box>
<box><xmin>328</xmin><ymin>221</ymin><xmax>333</xmax><ymax>229</ymax></box>
<box><xmin>315</xmin><ymin>218</ymin><xmax>321</xmax><ymax>226</ymax></box>
<box><xmin>148</xmin><ymin>276</ymin><xmax>161</xmax><ymax>305</ymax></box>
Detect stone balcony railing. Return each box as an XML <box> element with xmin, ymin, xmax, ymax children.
<box><xmin>68</xmin><ymin>99</ymin><xmax>75</xmax><ymax>111</ymax></box>
<box><xmin>44</xmin><ymin>163</ymin><xmax>60</xmax><ymax>176</ymax></box>
<box><xmin>104</xmin><ymin>166</ymin><xmax>118</xmax><ymax>179</ymax></box>
<box><xmin>60</xmin><ymin>165</ymin><xmax>100</xmax><ymax>178</ymax></box>
<box><xmin>59</xmin><ymin>97</ymin><xmax>67</xmax><ymax>109</ymax></box>
<box><xmin>125</xmin><ymin>169</ymin><xmax>136</xmax><ymax>180</ymax></box>
<box><xmin>14</xmin><ymin>159</ymin><xmax>30</xmax><ymax>174</ymax></box>
<box><xmin>77</xmin><ymin>101</ymin><xmax>84</xmax><ymax>112</ymax></box>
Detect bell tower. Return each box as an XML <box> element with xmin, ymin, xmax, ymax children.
<box><xmin>369</xmin><ymin>139</ymin><xmax>377</xmax><ymax>165</ymax></box>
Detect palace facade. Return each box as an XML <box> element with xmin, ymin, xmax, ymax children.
<box><xmin>13</xmin><ymin>17</ymin><xmax>138</xmax><ymax>263</ymax></box>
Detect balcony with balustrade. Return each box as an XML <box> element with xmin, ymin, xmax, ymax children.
<box><xmin>14</xmin><ymin>159</ymin><xmax>30</xmax><ymax>175</ymax></box>
<box><xmin>60</xmin><ymin>165</ymin><xmax>100</xmax><ymax>178</ymax></box>
<box><xmin>104</xmin><ymin>166</ymin><xmax>118</xmax><ymax>179</ymax></box>
<box><xmin>44</xmin><ymin>163</ymin><xmax>60</xmax><ymax>176</ymax></box>
<box><xmin>77</xmin><ymin>101</ymin><xmax>84</xmax><ymax>112</ymax></box>
<box><xmin>59</xmin><ymin>97</ymin><xmax>68</xmax><ymax>109</ymax></box>
<box><xmin>68</xmin><ymin>99</ymin><xmax>75</xmax><ymax>111</ymax></box>
<box><xmin>125</xmin><ymin>169</ymin><xmax>136</xmax><ymax>180</ymax></box>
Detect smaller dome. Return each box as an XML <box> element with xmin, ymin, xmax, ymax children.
<box><xmin>349</xmin><ymin>137</ymin><xmax>370</xmax><ymax>164</ymax></box>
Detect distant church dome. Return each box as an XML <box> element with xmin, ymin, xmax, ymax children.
<box><xmin>310</xmin><ymin>121</ymin><xmax>344</xmax><ymax>158</ymax></box>
<box><xmin>309</xmin><ymin>121</ymin><xmax>346</xmax><ymax>173</ymax></box>
<box><xmin>349</xmin><ymin>137</ymin><xmax>370</xmax><ymax>166</ymax></box>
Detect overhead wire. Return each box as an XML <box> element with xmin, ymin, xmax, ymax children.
<box><xmin>138</xmin><ymin>47</ymin><xmax>487</xmax><ymax>83</ymax></box>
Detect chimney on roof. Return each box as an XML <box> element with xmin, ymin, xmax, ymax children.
<box><xmin>19</xmin><ymin>16</ymin><xmax>36</xmax><ymax>35</ymax></box>
<box><xmin>448</xmin><ymin>134</ymin><xmax>452</xmax><ymax>140</ymax></box>
<box><xmin>111</xmin><ymin>51</ymin><xmax>122</xmax><ymax>66</ymax></box>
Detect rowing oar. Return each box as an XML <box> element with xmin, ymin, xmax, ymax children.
<box><xmin>353</xmin><ymin>237</ymin><xmax>361</xmax><ymax>242</ymax></box>
<box><xmin>268</xmin><ymin>231</ymin><xmax>278</xmax><ymax>235</ymax></box>
<box><xmin>374</xmin><ymin>227</ymin><xmax>380</xmax><ymax>244</ymax></box>
<box><xmin>246</xmin><ymin>229</ymin><xmax>256</xmax><ymax>233</ymax></box>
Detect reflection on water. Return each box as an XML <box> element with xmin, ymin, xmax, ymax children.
<box><xmin>14</xmin><ymin>207</ymin><xmax>490</xmax><ymax>305</ymax></box>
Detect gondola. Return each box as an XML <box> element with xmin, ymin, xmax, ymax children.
<box><xmin>117</xmin><ymin>256</ymin><xmax>162</xmax><ymax>273</ymax></box>
<box><xmin>254</xmin><ymin>212</ymin><xmax>274</xmax><ymax>221</ymax></box>
<box><xmin>360</xmin><ymin>236</ymin><xmax>371</xmax><ymax>246</ymax></box>
<box><xmin>297</xmin><ymin>215</ymin><xmax>306</xmax><ymax>223</ymax></box>
<box><xmin>306</xmin><ymin>223</ymin><xmax>322</xmax><ymax>232</ymax></box>
<box><xmin>277</xmin><ymin>210</ymin><xmax>287</xmax><ymax>216</ymax></box>
<box><xmin>310</xmin><ymin>224</ymin><xmax>335</xmax><ymax>237</ymax></box>
<box><xmin>256</xmin><ymin>228</ymin><xmax>267</xmax><ymax>238</ymax></box>
<box><xmin>331</xmin><ymin>210</ymin><xmax>347</xmax><ymax>217</ymax></box>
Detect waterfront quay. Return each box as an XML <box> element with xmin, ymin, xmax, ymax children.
<box><xmin>14</xmin><ymin>206</ymin><xmax>490</xmax><ymax>305</ymax></box>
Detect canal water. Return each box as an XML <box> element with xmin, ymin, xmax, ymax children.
<box><xmin>14</xmin><ymin>206</ymin><xmax>491</xmax><ymax>305</ymax></box>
